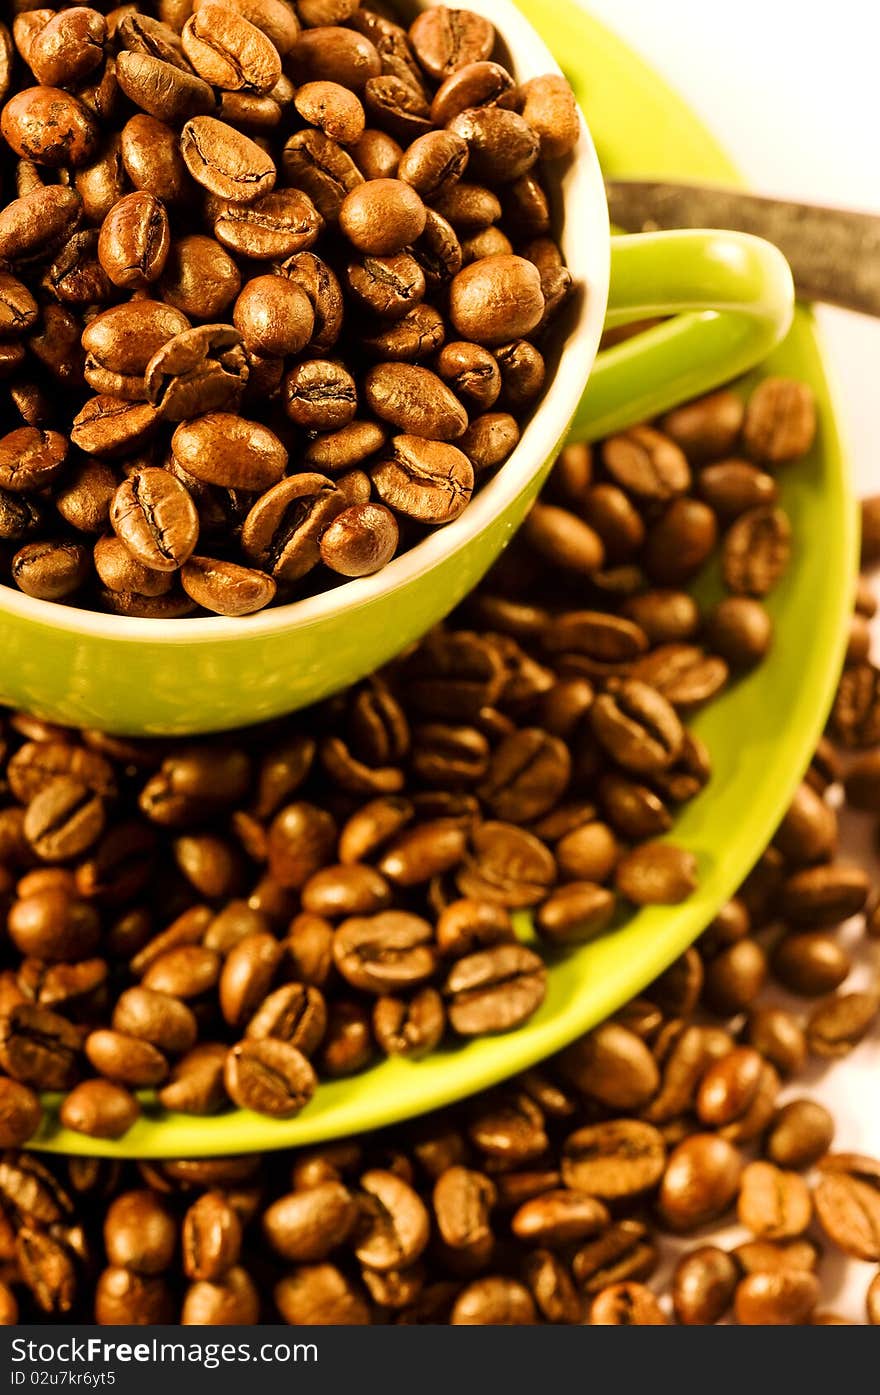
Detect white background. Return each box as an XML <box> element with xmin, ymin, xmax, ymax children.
<box><xmin>582</xmin><ymin>0</ymin><xmax>880</xmax><ymax>1320</ymax></box>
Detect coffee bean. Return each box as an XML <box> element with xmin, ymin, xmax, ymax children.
<box><xmin>738</xmin><ymin>1160</ymin><xmax>812</xmax><ymax>1239</ymax></box>
<box><xmin>723</xmin><ymin>505</ymin><xmax>792</xmax><ymax>596</ymax></box>
<box><xmin>0</xmin><ymin>1077</ymin><xmax>41</xmax><ymax>1146</ymax></box>
<box><xmin>659</xmin><ymin>1134</ymin><xmax>742</xmax><ymax>1231</ymax></box>
<box><xmin>614</xmin><ymin>841</ymin><xmax>697</xmax><ymax>905</ymax></box>
<box><xmin>181</xmin><ymin>116</ymin><xmax>277</xmax><ymax>203</ymax></box>
<box><xmin>766</xmin><ymin>1100</ymin><xmax>834</xmax><ymax>1170</ymax></box>
<box><xmin>355</xmin><ymin>1167</ymin><xmax>429</xmax><ymax>1270</ymax></box>
<box><xmin>333</xmin><ymin>910</ymin><xmax>436</xmax><ymax>993</ymax></box>
<box><xmin>0</xmin><ymin>1003</ymin><xmax>81</xmax><ymax>1090</ymax></box>
<box><xmin>561</xmin><ymin>1120</ymin><xmax>665</xmax><ymax>1199</ymax></box>
<box><xmin>110</xmin><ymin>468</ymin><xmax>199</xmax><ymax>572</ymax></box>
<box><xmin>703</xmin><ymin>939</ymin><xmax>767</xmax><ymax>1015</ymax></box>
<box><xmin>274</xmin><ymin>1262</ymin><xmax>369</xmax><ymax>1324</ymax></box>
<box><xmin>449</xmin><ymin>254</ymin><xmax>544</xmax><ymax>345</ymax></box>
<box><xmin>224</xmin><ymin>1038</ymin><xmax>316</xmax><ymax>1117</ymax></box>
<box><xmin>771</xmin><ymin>931</ymin><xmax>850</xmax><ymax>997</ymax></box>
<box><xmin>182</xmin><ymin>1265</ymin><xmax>260</xmax><ymax>1324</ymax></box>
<box><xmin>263</xmin><ymin>1182</ymin><xmax>357</xmax><ymax>1262</ymax></box>
<box><xmin>409</xmin><ymin>8</ymin><xmax>494</xmax><ymax>81</ymax></box>
<box><xmin>735</xmin><ymin>1269</ymin><xmax>819</xmax><ymax>1325</ymax></box>
<box><xmin>182</xmin><ymin>1191</ymin><xmax>242</xmax><ymax>1282</ymax></box>
<box><xmin>589</xmin><ymin>1281</ymin><xmax>667</xmax><ymax>1325</ymax></box>
<box><xmin>672</xmin><ymin>1246</ymin><xmax>738</xmax><ymax>1325</ymax></box>
<box><xmin>444</xmin><ymin>943</ymin><xmax>546</xmax><ymax>1035</ymax></box>
<box><xmin>2</xmin><ymin>86</ymin><xmax>99</xmax><ymax>169</ymax></box>
<box><xmin>0</xmin><ymin>428</ymin><xmax>68</xmax><ymax>494</ymax></box>
<box><xmin>777</xmin><ymin>862</ymin><xmax>870</xmax><ymax>928</ymax></box>
<box><xmin>559</xmin><ymin>1023</ymin><xmax>659</xmax><ymax>1111</ymax></box>
<box><xmin>536</xmin><ymin>882</ymin><xmax>616</xmax><ymax>946</ymax></box>
<box><xmin>806</xmin><ymin>991</ymin><xmax>879</xmax><ymax>1058</ymax></box>
<box><xmin>60</xmin><ymin>1080</ymin><xmax>139</xmax><ymax>1140</ymax></box>
<box><xmin>704</xmin><ymin>596</ymin><xmax>773</xmax><ymax>669</ymax></box>
<box><xmin>743</xmin><ymin>376</ymin><xmax>816</xmax><ymax>464</ymax></box>
<box><xmin>182</xmin><ymin>4</ymin><xmax>281</xmax><ymax>93</ymax></box>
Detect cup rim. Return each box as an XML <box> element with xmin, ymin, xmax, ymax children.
<box><xmin>0</xmin><ymin>0</ymin><xmax>611</xmax><ymax>646</ymax></box>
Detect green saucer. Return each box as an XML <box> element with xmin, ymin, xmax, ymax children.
<box><xmin>31</xmin><ymin>0</ymin><xmax>856</xmax><ymax>1157</ymax></box>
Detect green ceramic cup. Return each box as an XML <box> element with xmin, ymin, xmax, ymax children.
<box><xmin>0</xmin><ymin>0</ymin><xmax>795</xmax><ymax>738</ymax></box>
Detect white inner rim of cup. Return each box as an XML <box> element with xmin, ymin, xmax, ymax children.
<box><xmin>0</xmin><ymin>0</ymin><xmax>610</xmax><ymax>644</ymax></box>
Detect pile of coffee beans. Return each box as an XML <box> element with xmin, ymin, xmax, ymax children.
<box><xmin>0</xmin><ymin>373</ymin><xmax>816</xmax><ymax>1140</ymax></box>
<box><xmin>0</xmin><ymin>699</ymin><xmax>878</xmax><ymax>1323</ymax></box>
<box><xmin>0</xmin><ymin>1</ymin><xmax>584</xmax><ymax>616</ymax></box>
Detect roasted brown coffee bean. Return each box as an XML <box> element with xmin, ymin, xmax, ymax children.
<box><xmin>735</xmin><ymin>1269</ymin><xmax>819</xmax><ymax>1325</ymax></box>
<box><xmin>590</xmin><ymin>679</ymin><xmax>683</xmax><ymax>774</ymax></box>
<box><xmin>116</xmin><ymin>50</ymin><xmax>215</xmax><ymax>121</ymax></box>
<box><xmin>570</xmin><ymin>1219</ymin><xmax>658</xmax><ymax>1295</ymax></box>
<box><xmin>181</xmin><ymin>4</ymin><xmax>281</xmax><ymax>93</ymax></box>
<box><xmin>723</xmin><ymin>505</ymin><xmax>792</xmax><ymax>596</ymax></box>
<box><xmin>242</xmin><ymin>472</ymin><xmax>343</xmax><ymax>581</ymax></box>
<box><xmin>615</xmin><ymin>841</ymin><xmax>697</xmax><ymax>905</ymax></box>
<box><xmin>672</xmin><ymin>1246</ymin><xmax>739</xmax><ymax>1325</ymax></box>
<box><xmin>602</xmin><ymin>426</ymin><xmax>690</xmax><ymax>501</ymax></box>
<box><xmin>181</xmin><ymin>116</ymin><xmax>277</xmax><ymax>203</ymax></box>
<box><xmin>588</xmin><ymin>1282</ymin><xmax>667</xmax><ymax>1326</ymax></box>
<box><xmin>0</xmin><ymin>1076</ymin><xmax>41</xmax><ymax>1147</ymax></box>
<box><xmin>0</xmin><ymin>428</ymin><xmax>68</xmax><ymax>494</ymax></box>
<box><xmin>0</xmin><ymin>1003</ymin><xmax>81</xmax><ymax>1089</ymax></box>
<box><xmin>806</xmin><ymin>992</ymin><xmax>879</xmax><ymax>1059</ymax></box>
<box><xmin>409</xmin><ymin>7</ymin><xmax>494</xmax><ymax>80</ymax></box>
<box><xmin>558</xmin><ymin>1022</ymin><xmax>659</xmax><ymax>1110</ymax></box>
<box><xmin>2</xmin><ymin>86</ymin><xmax>100</xmax><ymax>169</ymax></box>
<box><xmin>765</xmin><ymin>1099</ymin><xmax>834</xmax><ymax>1170</ymax></box>
<box><xmin>145</xmin><ymin>324</ymin><xmax>248</xmax><ymax>421</ymax></box>
<box><xmin>745</xmin><ymin>1006</ymin><xmax>806</xmax><ymax>1078</ymax></box>
<box><xmin>159</xmin><ymin>234</ymin><xmax>241</xmax><ymax>320</ymax></box>
<box><xmin>695</xmin><ymin>1046</ymin><xmax>764</xmax><ymax>1127</ymax></box>
<box><xmin>274</xmin><ymin>1262</ymin><xmax>369</xmax><ymax>1324</ymax></box>
<box><xmin>181</xmin><ymin>1266</ymin><xmax>260</xmax><ymax>1324</ymax></box>
<box><xmin>444</xmin><ymin>943</ymin><xmax>546</xmax><ymax>1035</ymax></box>
<box><xmin>659</xmin><ymin>1134</ymin><xmax>742</xmax><ymax>1231</ymax></box>
<box><xmin>743</xmin><ymin>376</ymin><xmax>816</xmax><ymax>463</ymax></box>
<box><xmin>703</xmin><ymin>938</ymin><xmax>767</xmax><ymax>1016</ymax></box>
<box><xmin>449</xmin><ymin>254</ymin><xmax>544</xmax><ymax>345</ymax></box>
<box><xmin>738</xmin><ymin>1160</ymin><xmax>812</xmax><ymax>1239</ymax></box>
<box><xmin>333</xmin><ymin>910</ymin><xmax>435</xmax><ymax>993</ymax></box>
<box><xmin>61</xmin><ymin>1076</ymin><xmax>137</xmax><ymax>1139</ymax></box>
<box><xmin>85</xmin><ymin>1028</ymin><xmax>168</xmax><ymax>1088</ymax></box>
<box><xmin>97</xmin><ymin>192</ymin><xmax>169</xmax><ymax>292</ymax></box>
<box><xmin>224</xmin><ymin>1038</ymin><xmax>316</xmax><ymax>1117</ymax></box>
<box><xmin>660</xmin><ymin>388</ymin><xmax>744</xmax><ymax>462</ymax></box>
<box><xmin>111</xmin><ymin>468</ymin><xmax>199</xmax><ymax>572</ymax></box>
<box><xmin>771</xmin><ymin>931</ymin><xmax>850</xmax><ymax>997</ymax></box>
<box><xmin>11</xmin><ymin>540</ymin><xmax>90</xmax><ymax>602</ymax></box>
<box><xmin>172</xmin><ymin>413</ymin><xmax>287</xmax><ymax>491</ymax></box>
<box><xmin>263</xmin><ymin>1182</ymin><xmax>356</xmax><ymax>1262</ymax></box>
<box><xmin>777</xmin><ymin>862</ymin><xmax>870</xmax><ymax>928</ymax></box>
<box><xmin>372</xmin><ymin>435</ymin><xmax>473</xmax><ymax>524</ymax></box>
<box><xmin>561</xmin><ymin>1119</ymin><xmax>665</xmax><ymax>1199</ymax></box>
<box><xmin>535</xmin><ymin>881</ymin><xmax>616</xmax><ymax>946</ymax></box>
<box><xmin>174</xmin><ymin>1193</ymin><xmax>240</xmax><ymax>1290</ymax></box>
<box><xmin>24</xmin><ymin>776</ymin><xmax>104</xmax><ymax>862</ymax></box>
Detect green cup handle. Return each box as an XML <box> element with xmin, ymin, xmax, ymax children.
<box><xmin>571</xmin><ymin>228</ymin><xmax>795</xmax><ymax>441</ymax></box>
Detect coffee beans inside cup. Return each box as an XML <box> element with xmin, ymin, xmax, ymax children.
<box><xmin>0</xmin><ymin>372</ymin><xmax>814</xmax><ymax>1140</ymax></box>
<box><xmin>0</xmin><ymin>2</ymin><xmax>584</xmax><ymax>617</ymax></box>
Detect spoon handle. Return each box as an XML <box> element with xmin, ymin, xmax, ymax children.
<box><xmin>605</xmin><ymin>178</ymin><xmax>880</xmax><ymax>318</ymax></box>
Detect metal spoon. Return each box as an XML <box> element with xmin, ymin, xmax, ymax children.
<box><xmin>605</xmin><ymin>179</ymin><xmax>880</xmax><ymax>317</ymax></box>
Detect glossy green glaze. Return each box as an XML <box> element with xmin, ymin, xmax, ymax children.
<box><xmin>30</xmin><ymin>0</ymin><xmax>855</xmax><ymax>1157</ymax></box>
